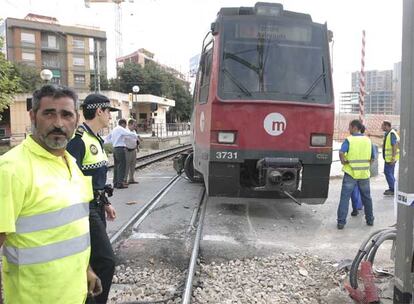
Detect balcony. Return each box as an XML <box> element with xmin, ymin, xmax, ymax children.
<box><xmin>41</xmin><ymin>43</ymin><xmax>60</xmax><ymax>52</ymax></box>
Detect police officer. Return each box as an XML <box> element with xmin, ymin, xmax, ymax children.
<box><xmin>337</xmin><ymin>119</ymin><xmax>376</xmax><ymax>230</ymax></box>
<box><xmin>67</xmin><ymin>93</ymin><xmax>118</xmax><ymax>304</ymax></box>
<box><xmin>0</xmin><ymin>85</ymin><xmax>102</xmax><ymax>303</ymax></box>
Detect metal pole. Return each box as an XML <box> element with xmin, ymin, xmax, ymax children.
<box><xmin>96</xmin><ymin>41</ymin><xmax>101</xmax><ymax>92</ymax></box>
<box><xmin>359</xmin><ymin>30</ymin><xmax>366</xmax><ymax>124</ymax></box>
<box><xmin>394</xmin><ymin>0</ymin><xmax>414</xmax><ymax>303</ymax></box>
<box><xmin>93</xmin><ymin>40</ymin><xmax>98</xmax><ymax>93</ymax></box>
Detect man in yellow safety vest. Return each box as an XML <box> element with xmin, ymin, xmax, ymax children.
<box><xmin>0</xmin><ymin>85</ymin><xmax>102</xmax><ymax>303</ymax></box>
<box><xmin>337</xmin><ymin>119</ymin><xmax>376</xmax><ymax>230</ymax></box>
<box><xmin>381</xmin><ymin>120</ymin><xmax>400</xmax><ymax>196</ymax></box>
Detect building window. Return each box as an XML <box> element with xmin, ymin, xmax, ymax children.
<box><xmin>50</xmin><ymin>77</ymin><xmax>61</xmax><ymax>85</ymax></box>
<box><xmin>22</xmin><ymin>52</ymin><xmax>35</xmax><ymax>61</ymax></box>
<box><xmin>73</xmin><ymin>37</ymin><xmax>85</xmax><ymax>49</ymax></box>
<box><xmin>73</xmin><ymin>55</ymin><xmax>85</xmax><ymax>66</ymax></box>
<box><xmin>21</xmin><ymin>32</ymin><xmax>35</xmax><ymax>44</ymax></box>
<box><xmin>89</xmin><ymin>38</ymin><xmax>95</xmax><ymax>52</ymax></box>
<box><xmin>50</xmin><ymin>69</ymin><xmax>61</xmax><ymax>84</ymax></box>
<box><xmin>47</xmin><ymin>35</ymin><xmax>57</xmax><ymax>49</ymax></box>
<box><xmin>42</xmin><ymin>53</ymin><xmax>59</xmax><ymax>68</ymax></box>
<box><xmin>74</xmin><ymin>74</ymin><xmax>86</xmax><ymax>84</ymax></box>
<box><xmin>89</xmin><ymin>55</ymin><xmax>95</xmax><ymax>70</ymax></box>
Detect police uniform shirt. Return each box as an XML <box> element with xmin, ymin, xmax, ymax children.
<box><xmin>67</xmin><ymin>123</ymin><xmax>108</xmax><ymax>190</ymax></box>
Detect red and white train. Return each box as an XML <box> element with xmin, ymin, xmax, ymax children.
<box><xmin>176</xmin><ymin>2</ymin><xmax>334</xmax><ymax>204</ymax></box>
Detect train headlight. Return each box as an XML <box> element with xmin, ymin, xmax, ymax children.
<box><xmin>311</xmin><ymin>134</ymin><xmax>327</xmax><ymax>147</ymax></box>
<box><xmin>218</xmin><ymin>132</ymin><xmax>236</xmax><ymax>144</ymax></box>
<box><xmin>255</xmin><ymin>3</ymin><xmax>283</xmax><ymax>16</ymax></box>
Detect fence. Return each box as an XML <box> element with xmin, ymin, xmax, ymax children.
<box><xmin>334</xmin><ymin>113</ymin><xmax>400</xmax><ymax>146</ymax></box>
<box><xmin>146</xmin><ymin>123</ymin><xmax>191</xmax><ymax>138</ymax></box>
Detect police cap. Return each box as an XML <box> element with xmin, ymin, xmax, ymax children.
<box><xmin>82</xmin><ymin>93</ymin><xmax>120</xmax><ymax>112</ymax></box>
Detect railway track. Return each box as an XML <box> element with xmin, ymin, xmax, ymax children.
<box><xmin>109</xmin><ymin>171</ymin><xmax>206</xmax><ymax>303</ymax></box>
<box><xmin>108</xmin><ymin>144</ymin><xmax>192</xmax><ymax>170</ymax></box>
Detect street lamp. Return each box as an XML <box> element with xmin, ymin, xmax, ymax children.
<box><xmin>132</xmin><ymin>85</ymin><xmax>140</xmax><ymax>94</ymax></box>
<box><xmin>40</xmin><ymin>69</ymin><xmax>53</xmax><ymax>83</ymax></box>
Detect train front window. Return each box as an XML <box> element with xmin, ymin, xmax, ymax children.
<box><xmin>218</xmin><ymin>18</ymin><xmax>332</xmax><ymax>104</ymax></box>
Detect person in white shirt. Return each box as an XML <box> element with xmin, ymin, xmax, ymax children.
<box><xmin>124</xmin><ymin>119</ymin><xmax>141</xmax><ymax>184</ymax></box>
<box><xmin>105</xmin><ymin>119</ymin><xmax>137</xmax><ymax>189</ymax></box>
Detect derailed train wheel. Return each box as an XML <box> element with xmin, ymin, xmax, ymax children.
<box><xmin>184</xmin><ymin>152</ymin><xmax>203</xmax><ymax>183</ymax></box>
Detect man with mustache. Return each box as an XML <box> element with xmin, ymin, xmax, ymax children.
<box><xmin>67</xmin><ymin>93</ymin><xmax>119</xmax><ymax>304</ymax></box>
<box><xmin>0</xmin><ymin>85</ymin><xmax>102</xmax><ymax>303</ymax></box>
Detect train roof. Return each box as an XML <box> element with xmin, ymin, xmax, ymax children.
<box><xmin>217</xmin><ymin>2</ymin><xmax>312</xmax><ymax>22</ymax></box>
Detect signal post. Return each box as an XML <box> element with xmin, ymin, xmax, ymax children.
<box><xmin>394</xmin><ymin>0</ymin><xmax>414</xmax><ymax>303</ymax></box>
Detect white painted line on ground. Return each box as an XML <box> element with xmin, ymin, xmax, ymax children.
<box><xmin>246</xmin><ymin>202</ymin><xmax>258</xmax><ymax>239</ymax></box>
<box><xmin>130</xmin><ymin>232</ymin><xmax>170</xmax><ymax>240</ymax></box>
<box><xmin>203</xmin><ymin>234</ymin><xmax>240</xmax><ymax>245</ymax></box>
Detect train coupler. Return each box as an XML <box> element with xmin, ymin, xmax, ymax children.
<box><xmin>254</xmin><ymin>157</ymin><xmax>302</xmax><ymax>193</ymax></box>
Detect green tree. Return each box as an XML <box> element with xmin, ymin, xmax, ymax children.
<box><xmin>12</xmin><ymin>62</ymin><xmax>42</xmax><ymax>92</ymax></box>
<box><xmin>90</xmin><ymin>72</ymin><xmax>110</xmax><ymax>91</ymax></box>
<box><xmin>0</xmin><ymin>36</ymin><xmax>21</xmax><ymax>114</ymax></box>
<box><xmin>109</xmin><ymin>62</ymin><xmax>193</xmax><ymax>121</ymax></box>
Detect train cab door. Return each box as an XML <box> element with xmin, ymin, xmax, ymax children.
<box><xmin>193</xmin><ymin>32</ymin><xmax>214</xmax><ymax>178</ymax></box>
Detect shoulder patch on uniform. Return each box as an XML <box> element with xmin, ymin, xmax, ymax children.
<box><xmin>75</xmin><ymin>126</ymin><xmax>85</xmax><ymax>137</ymax></box>
<box><xmin>90</xmin><ymin>144</ymin><xmax>98</xmax><ymax>155</ymax></box>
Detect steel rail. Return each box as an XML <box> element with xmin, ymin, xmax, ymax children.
<box><xmin>108</xmin><ymin>144</ymin><xmax>192</xmax><ymax>169</ymax></box>
<box><xmin>110</xmin><ymin>175</ymin><xmax>182</xmax><ymax>244</ymax></box>
<box><xmin>181</xmin><ymin>190</ymin><xmax>207</xmax><ymax>304</ymax></box>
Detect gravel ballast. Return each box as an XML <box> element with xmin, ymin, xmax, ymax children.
<box><xmin>108</xmin><ymin>253</ymin><xmax>352</xmax><ymax>304</ymax></box>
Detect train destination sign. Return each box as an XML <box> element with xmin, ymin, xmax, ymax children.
<box><xmin>236</xmin><ymin>23</ymin><xmax>312</xmax><ymax>42</ymax></box>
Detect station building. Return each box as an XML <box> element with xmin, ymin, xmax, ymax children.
<box><xmin>3</xmin><ymin>91</ymin><xmax>175</xmax><ymax>146</ymax></box>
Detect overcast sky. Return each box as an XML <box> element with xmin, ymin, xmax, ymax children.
<box><xmin>1</xmin><ymin>0</ymin><xmax>403</xmax><ymax>97</ymax></box>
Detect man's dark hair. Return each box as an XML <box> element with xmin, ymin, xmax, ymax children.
<box><xmin>361</xmin><ymin>125</ymin><xmax>366</xmax><ymax>134</ymax></box>
<box><xmin>382</xmin><ymin>120</ymin><xmax>392</xmax><ymax>128</ymax></box>
<box><xmin>118</xmin><ymin>119</ymin><xmax>127</xmax><ymax>126</ymax></box>
<box><xmin>350</xmin><ymin>119</ymin><xmax>363</xmax><ymax>131</ymax></box>
<box><xmin>82</xmin><ymin>93</ymin><xmax>111</xmax><ymax>120</ymax></box>
<box><xmin>83</xmin><ymin>108</ymin><xmax>97</xmax><ymax>120</ymax></box>
<box><xmin>32</xmin><ymin>85</ymin><xmax>78</xmax><ymax>113</ymax></box>
<box><xmin>128</xmin><ymin>119</ymin><xmax>136</xmax><ymax>126</ymax></box>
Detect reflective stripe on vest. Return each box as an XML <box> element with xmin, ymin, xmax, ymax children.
<box><xmin>16</xmin><ymin>202</ymin><xmax>89</xmax><ymax>234</ymax></box>
<box><xmin>81</xmin><ymin>160</ymin><xmax>108</xmax><ymax>171</ymax></box>
<box><xmin>3</xmin><ymin>233</ymin><xmax>90</xmax><ymax>265</ymax></box>
<box><xmin>343</xmin><ymin>135</ymin><xmax>372</xmax><ymax>179</ymax></box>
<box><xmin>384</xmin><ymin>129</ymin><xmax>400</xmax><ymax>162</ymax></box>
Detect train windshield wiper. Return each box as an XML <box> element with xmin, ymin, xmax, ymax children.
<box><xmin>222</xmin><ymin>67</ymin><xmax>252</xmax><ymax>96</ymax></box>
<box><xmin>302</xmin><ymin>57</ymin><xmax>327</xmax><ymax>100</ymax></box>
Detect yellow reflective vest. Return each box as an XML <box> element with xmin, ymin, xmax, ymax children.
<box><xmin>342</xmin><ymin>135</ymin><xmax>372</xmax><ymax>180</ymax></box>
<box><xmin>0</xmin><ymin>136</ymin><xmax>93</xmax><ymax>304</ymax></box>
<box><xmin>384</xmin><ymin>129</ymin><xmax>400</xmax><ymax>162</ymax></box>
<box><xmin>76</xmin><ymin>125</ymin><xmax>108</xmax><ymax>172</ymax></box>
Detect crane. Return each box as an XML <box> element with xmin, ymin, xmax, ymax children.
<box><xmin>85</xmin><ymin>0</ymin><xmax>134</xmax><ymax>59</ymax></box>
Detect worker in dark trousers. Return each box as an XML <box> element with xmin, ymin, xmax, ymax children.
<box><xmin>67</xmin><ymin>93</ymin><xmax>119</xmax><ymax>303</ymax></box>
<box><xmin>381</xmin><ymin>120</ymin><xmax>400</xmax><ymax>196</ymax></box>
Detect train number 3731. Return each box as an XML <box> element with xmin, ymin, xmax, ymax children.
<box><xmin>215</xmin><ymin>151</ymin><xmax>238</xmax><ymax>160</ymax></box>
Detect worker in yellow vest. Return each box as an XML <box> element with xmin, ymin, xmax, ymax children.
<box><xmin>0</xmin><ymin>85</ymin><xmax>102</xmax><ymax>303</ymax></box>
<box><xmin>381</xmin><ymin>120</ymin><xmax>400</xmax><ymax>196</ymax></box>
<box><xmin>337</xmin><ymin>119</ymin><xmax>376</xmax><ymax>230</ymax></box>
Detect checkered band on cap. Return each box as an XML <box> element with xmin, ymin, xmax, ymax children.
<box><xmin>84</xmin><ymin>102</ymin><xmax>111</xmax><ymax>110</ymax></box>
